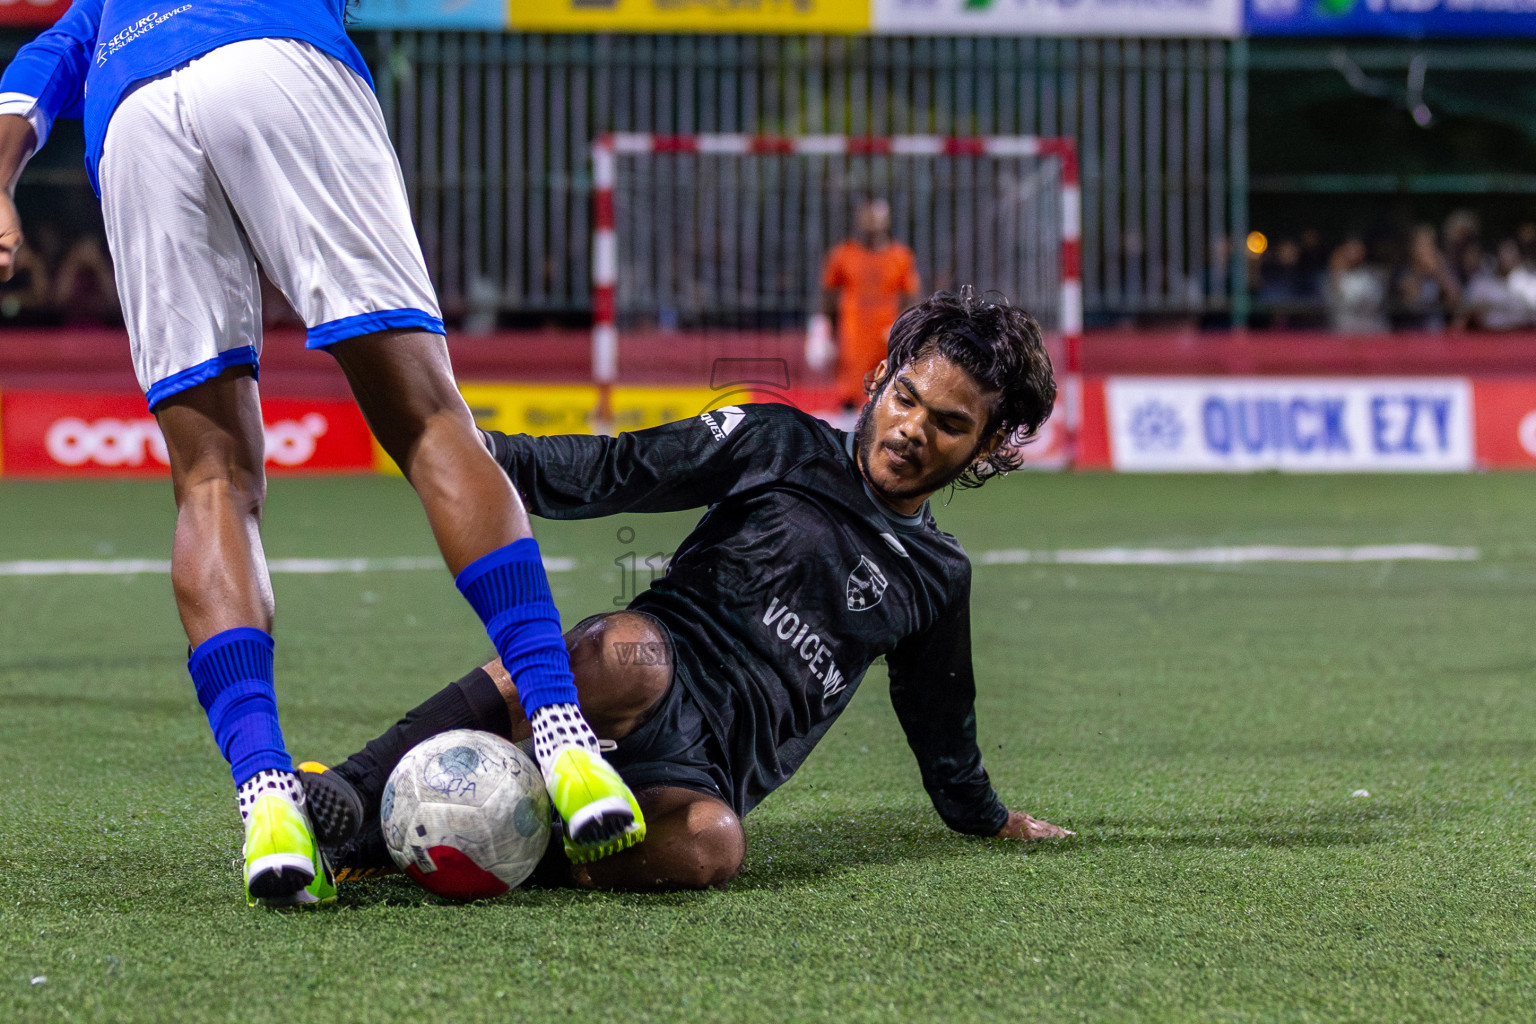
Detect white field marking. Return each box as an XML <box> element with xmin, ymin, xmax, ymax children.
<box><xmin>0</xmin><ymin>556</ymin><xmax>578</xmax><ymax>577</ymax></box>
<box><xmin>977</xmin><ymin>544</ymin><xmax>1479</xmax><ymax>567</ymax></box>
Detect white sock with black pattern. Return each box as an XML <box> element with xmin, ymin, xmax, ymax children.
<box><xmin>529</xmin><ymin>703</ymin><xmax>603</xmax><ymax>783</ymax></box>
<box><xmin>236</xmin><ymin>768</ymin><xmax>304</xmax><ymax>825</ymax></box>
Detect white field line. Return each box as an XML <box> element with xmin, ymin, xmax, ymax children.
<box><xmin>0</xmin><ymin>546</ymin><xmax>1476</xmax><ymax>578</ymax></box>
<box><xmin>978</xmin><ymin>544</ymin><xmax>1479</xmax><ymax>566</ymax></box>
<box><xmin>0</xmin><ymin>556</ymin><xmax>578</xmax><ymax>577</ymax></box>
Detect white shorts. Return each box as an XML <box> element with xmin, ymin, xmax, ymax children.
<box><xmin>98</xmin><ymin>37</ymin><xmax>443</xmax><ymax>409</ymax></box>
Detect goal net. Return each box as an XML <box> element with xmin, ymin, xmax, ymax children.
<box><xmin>591</xmin><ymin>133</ymin><xmax>1080</xmax><ymax>461</ymax></box>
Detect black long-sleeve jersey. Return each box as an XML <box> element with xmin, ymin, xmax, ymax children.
<box><xmin>483</xmin><ymin>402</ymin><xmax>1008</xmax><ymax>836</ymax></box>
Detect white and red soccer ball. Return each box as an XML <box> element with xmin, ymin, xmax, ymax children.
<box><xmin>381</xmin><ymin>729</ymin><xmax>551</xmax><ymax>901</ymax></box>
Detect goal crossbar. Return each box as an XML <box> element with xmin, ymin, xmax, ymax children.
<box><xmin>590</xmin><ymin>132</ymin><xmax>1082</xmax><ymax>420</ymax></box>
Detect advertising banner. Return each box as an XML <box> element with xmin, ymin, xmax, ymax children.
<box><xmin>1245</xmin><ymin>0</ymin><xmax>1536</xmax><ymax>38</ymax></box>
<box><xmin>0</xmin><ymin>392</ymin><xmax>376</xmax><ymax>477</ymax></box>
<box><xmin>0</xmin><ymin>0</ymin><xmax>71</xmax><ymax>28</ymax></box>
<box><xmin>1104</xmin><ymin>377</ymin><xmax>1474</xmax><ymax>472</ymax></box>
<box><xmin>458</xmin><ymin>383</ymin><xmax>718</xmax><ymax>436</ymax></box>
<box><xmin>349</xmin><ymin>0</ymin><xmax>505</xmax><ymax>28</ymax></box>
<box><xmin>875</xmin><ymin>0</ymin><xmax>1241</xmax><ymax>37</ymax></box>
<box><xmin>509</xmin><ymin>0</ymin><xmax>869</xmax><ymax>33</ymax></box>
<box><xmin>1471</xmin><ymin>378</ymin><xmax>1536</xmax><ymax>469</ymax></box>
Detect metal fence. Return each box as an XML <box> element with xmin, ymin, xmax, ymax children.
<box><xmin>362</xmin><ymin>33</ymin><xmax>1245</xmax><ymax>326</ymax></box>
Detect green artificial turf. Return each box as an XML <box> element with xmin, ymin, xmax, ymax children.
<box><xmin>3</xmin><ymin>473</ymin><xmax>1536</xmax><ymax>1022</ymax></box>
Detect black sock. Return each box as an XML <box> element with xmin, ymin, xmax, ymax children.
<box><xmin>335</xmin><ymin>667</ymin><xmax>514</xmax><ymax>812</ymax></box>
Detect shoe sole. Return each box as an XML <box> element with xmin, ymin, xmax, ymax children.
<box><xmin>563</xmin><ymin>821</ymin><xmax>646</xmax><ymax>864</ymax></box>
<box><xmin>297</xmin><ymin>766</ymin><xmax>365</xmax><ymax>847</ymax></box>
<box><xmin>257</xmin><ymin>886</ymin><xmax>334</xmax><ymax>908</ymax></box>
<box><xmin>247</xmin><ymin>853</ymin><xmax>316</xmax><ymax>900</ymax></box>
<box><xmin>567</xmin><ymin>796</ymin><xmax>634</xmax><ymax>845</ymax></box>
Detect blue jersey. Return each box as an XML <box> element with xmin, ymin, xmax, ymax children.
<box><xmin>0</xmin><ymin>0</ymin><xmax>370</xmax><ymax>193</ymax></box>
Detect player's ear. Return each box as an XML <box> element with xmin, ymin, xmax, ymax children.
<box><xmin>976</xmin><ymin>429</ymin><xmax>1006</xmax><ymax>459</ymax></box>
<box><xmin>863</xmin><ymin>359</ymin><xmax>889</xmax><ymax>396</ymax></box>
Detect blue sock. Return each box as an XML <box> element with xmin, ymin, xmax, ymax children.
<box><xmin>188</xmin><ymin>628</ymin><xmax>291</xmax><ymax>787</ymax></box>
<box><xmin>456</xmin><ymin>538</ymin><xmax>577</xmax><ymax>715</ymax></box>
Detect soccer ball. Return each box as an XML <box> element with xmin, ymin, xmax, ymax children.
<box><xmin>381</xmin><ymin>729</ymin><xmax>551</xmax><ymax>901</ymax></box>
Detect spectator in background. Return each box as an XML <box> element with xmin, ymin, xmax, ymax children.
<box><xmin>52</xmin><ymin>234</ymin><xmax>119</xmax><ymax>325</ymax></box>
<box><xmin>808</xmin><ymin>198</ymin><xmax>920</xmax><ymax>409</ymax></box>
<box><xmin>1257</xmin><ymin>237</ymin><xmax>1324</xmax><ymax>327</ymax></box>
<box><xmin>1326</xmin><ymin>237</ymin><xmax>1388</xmax><ymax>333</ymax></box>
<box><xmin>1394</xmin><ymin>224</ymin><xmax>1460</xmax><ymax>332</ymax></box>
<box><xmin>1443</xmin><ymin>209</ymin><xmax>1482</xmax><ymax>285</ymax></box>
<box><xmin>1457</xmin><ymin>239</ymin><xmax>1530</xmax><ymax>332</ymax></box>
<box><xmin>1296</xmin><ymin>228</ymin><xmax>1329</xmax><ymax>294</ymax></box>
<box><xmin>1506</xmin><ymin>233</ymin><xmax>1536</xmax><ymax>318</ymax></box>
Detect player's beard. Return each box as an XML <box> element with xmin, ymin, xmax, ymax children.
<box><xmin>853</xmin><ymin>396</ymin><xmax>980</xmax><ymax>507</ymax></box>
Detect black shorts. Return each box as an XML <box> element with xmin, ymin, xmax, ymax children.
<box><xmin>608</xmin><ymin>674</ymin><xmax>732</xmax><ymax>805</ymax></box>
<box><xmin>604</xmin><ymin>621</ymin><xmax>733</xmax><ymax>807</ymax></box>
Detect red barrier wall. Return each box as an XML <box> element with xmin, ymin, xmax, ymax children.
<box><xmin>10</xmin><ymin>327</ymin><xmax>1536</xmax><ymax>395</ymax></box>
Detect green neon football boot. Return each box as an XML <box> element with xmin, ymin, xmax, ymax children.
<box><xmin>546</xmin><ymin>747</ymin><xmax>647</xmax><ymax>864</ymax></box>
<box><xmin>243</xmin><ymin>793</ymin><xmax>336</xmax><ymax>908</ymax></box>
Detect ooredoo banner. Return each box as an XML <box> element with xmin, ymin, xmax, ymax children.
<box><xmin>874</xmin><ymin>0</ymin><xmax>1242</xmax><ymax>36</ymax></box>
<box><xmin>0</xmin><ymin>392</ymin><xmax>376</xmax><ymax>477</ymax></box>
<box><xmin>1104</xmin><ymin>377</ymin><xmax>1474</xmax><ymax>472</ymax></box>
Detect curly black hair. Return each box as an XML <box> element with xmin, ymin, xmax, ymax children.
<box><xmin>866</xmin><ymin>287</ymin><xmax>1057</xmax><ymax>488</ymax></box>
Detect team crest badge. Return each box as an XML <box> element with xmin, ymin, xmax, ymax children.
<box><xmin>846</xmin><ymin>556</ymin><xmax>889</xmax><ymax>612</ymax></box>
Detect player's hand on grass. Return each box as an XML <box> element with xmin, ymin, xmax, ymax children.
<box><xmin>996</xmin><ymin>809</ymin><xmax>1073</xmax><ymax>840</ymax></box>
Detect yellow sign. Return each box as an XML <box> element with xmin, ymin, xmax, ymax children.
<box><xmin>509</xmin><ymin>0</ymin><xmax>868</xmax><ymax>34</ymax></box>
<box><xmin>378</xmin><ymin>382</ymin><xmax>719</xmax><ymax>474</ymax></box>
<box><xmin>461</xmin><ymin>383</ymin><xmax>599</xmax><ymax>437</ymax></box>
<box><xmin>462</xmin><ymin>383</ymin><xmax>717</xmax><ymax>436</ymax></box>
<box><xmin>610</xmin><ymin>386</ymin><xmax>719</xmax><ymax>433</ymax></box>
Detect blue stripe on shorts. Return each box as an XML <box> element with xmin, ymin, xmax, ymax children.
<box><xmin>306</xmin><ymin>308</ymin><xmax>446</xmax><ymax>350</ymax></box>
<box><xmin>145</xmin><ymin>346</ymin><xmax>260</xmax><ymax>410</ymax></box>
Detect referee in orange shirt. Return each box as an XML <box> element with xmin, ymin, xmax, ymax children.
<box><xmin>808</xmin><ymin>199</ymin><xmax>921</xmax><ymax>409</ymax></box>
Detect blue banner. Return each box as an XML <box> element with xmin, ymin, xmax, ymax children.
<box><xmin>1247</xmin><ymin>0</ymin><xmax>1536</xmax><ymax>37</ymax></box>
<box><xmin>348</xmin><ymin>0</ymin><xmax>505</xmax><ymax>29</ymax></box>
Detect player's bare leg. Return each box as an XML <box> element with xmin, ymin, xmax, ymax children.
<box><xmin>156</xmin><ymin>367</ymin><xmax>272</xmax><ymax>644</ymax></box>
<box><xmin>484</xmin><ymin>611</ymin><xmax>676</xmax><ymax>744</ymax></box>
<box><xmin>156</xmin><ymin>367</ymin><xmax>330</xmax><ymax>906</ymax></box>
<box><xmin>326</xmin><ymin>329</ymin><xmax>643</xmax><ymax>857</ymax></box>
<box><xmin>326</xmin><ymin>329</ymin><xmax>524</xmax><ymax>574</ymax></box>
<box><xmin>488</xmin><ymin>613</ymin><xmax>745</xmax><ymax>890</ymax></box>
<box><xmin>569</xmin><ymin>787</ymin><xmax>743</xmax><ymax>891</ymax></box>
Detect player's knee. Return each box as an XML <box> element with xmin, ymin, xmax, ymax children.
<box><xmin>566</xmin><ymin>612</ymin><xmax>671</xmax><ymax>728</ymax></box>
<box><xmin>330</xmin><ymin>331</ymin><xmax>466</xmax><ymax>451</ymax></box>
<box><xmin>177</xmin><ymin>467</ymin><xmax>266</xmax><ymax>518</ymax></box>
<box><xmin>678</xmin><ymin>802</ymin><xmax>745</xmax><ymax>889</ymax></box>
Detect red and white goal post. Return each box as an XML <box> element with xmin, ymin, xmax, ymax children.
<box><xmin>591</xmin><ymin>133</ymin><xmax>1082</xmax><ymax>464</ymax></box>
